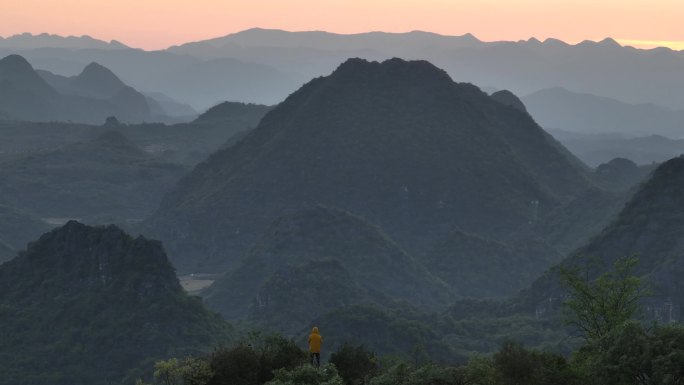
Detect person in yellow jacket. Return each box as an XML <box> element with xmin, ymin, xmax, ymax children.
<box><xmin>308</xmin><ymin>326</ymin><xmax>323</xmax><ymax>368</ymax></box>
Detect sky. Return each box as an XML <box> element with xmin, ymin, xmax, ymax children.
<box><xmin>1</xmin><ymin>0</ymin><xmax>683</xmax><ymax>50</ymax></box>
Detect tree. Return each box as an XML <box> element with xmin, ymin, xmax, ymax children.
<box><xmin>153</xmin><ymin>357</ymin><xmax>212</xmax><ymax>385</ymax></box>
<box><xmin>329</xmin><ymin>344</ymin><xmax>378</xmax><ymax>385</ymax></box>
<box><xmin>560</xmin><ymin>256</ymin><xmax>644</xmax><ymax>342</ymax></box>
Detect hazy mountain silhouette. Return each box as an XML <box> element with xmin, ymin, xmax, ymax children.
<box><xmin>0</xmin><ymin>55</ymin><xmax>163</xmax><ymax>123</ymax></box>
<box><xmin>146</xmin><ymin>58</ymin><xmax>592</xmax><ymax>272</ymax></box>
<box><xmin>193</xmin><ymin>101</ymin><xmax>273</xmax><ymax>124</ymax></box>
<box><xmin>164</xmin><ymin>28</ymin><xmax>684</xmax><ymax>109</ymax></box>
<box><xmin>0</xmin><ymin>221</ymin><xmax>232</xmax><ymax>385</ymax></box>
<box><xmin>203</xmin><ymin>206</ymin><xmax>450</xmax><ymax>322</ymax></box>
<box><xmin>0</xmin><ymin>130</ymin><xmax>187</xmax><ymax>223</ymax></box>
<box><xmin>5</xmin><ymin>29</ymin><xmax>684</xmax><ymax>110</ymax></box>
<box><xmin>0</xmin><ymin>101</ymin><xmax>269</xmax><ymax>169</ymax></box>
<box><xmin>523</xmin><ymin>87</ymin><xmax>684</xmax><ymax>138</ymax></box>
<box><xmin>549</xmin><ymin>129</ymin><xmax>684</xmax><ymax>166</ymax></box>
<box><xmin>0</xmin><ymin>32</ymin><xmax>128</xmax><ymax>50</ymax></box>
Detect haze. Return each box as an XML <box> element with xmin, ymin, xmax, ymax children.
<box><xmin>1</xmin><ymin>0</ymin><xmax>683</xmax><ymax>50</ymax></box>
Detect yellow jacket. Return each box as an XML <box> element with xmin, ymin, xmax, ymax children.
<box><xmin>308</xmin><ymin>327</ymin><xmax>323</xmax><ymax>353</ymax></box>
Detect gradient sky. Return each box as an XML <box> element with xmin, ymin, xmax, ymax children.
<box><xmin>1</xmin><ymin>0</ymin><xmax>683</xmax><ymax>50</ymax></box>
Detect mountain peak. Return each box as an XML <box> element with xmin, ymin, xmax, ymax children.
<box><xmin>331</xmin><ymin>57</ymin><xmax>454</xmax><ymax>87</ymax></box>
<box><xmin>598</xmin><ymin>37</ymin><xmax>621</xmax><ymax>47</ymax></box>
<box><xmin>12</xmin><ymin>221</ymin><xmax>178</xmax><ymax>295</ymax></box>
<box><xmin>78</xmin><ymin>62</ymin><xmax>124</xmax><ymax>84</ymax></box>
<box><xmin>0</xmin><ymin>54</ymin><xmax>32</xmax><ymax>71</ymax></box>
<box><xmin>0</xmin><ymin>54</ymin><xmax>56</xmax><ymax>96</ymax></box>
<box><xmin>71</xmin><ymin>61</ymin><xmax>127</xmax><ymax>98</ymax></box>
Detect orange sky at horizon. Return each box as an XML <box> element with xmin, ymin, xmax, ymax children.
<box><xmin>1</xmin><ymin>0</ymin><xmax>683</xmax><ymax>51</ymax></box>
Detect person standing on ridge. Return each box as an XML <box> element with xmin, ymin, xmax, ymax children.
<box><xmin>308</xmin><ymin>326</ymin><xmax>323</xmax><ymax>368</ymax></box>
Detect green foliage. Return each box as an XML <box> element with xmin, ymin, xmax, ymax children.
<box><xmin>266</xmin><ymin>364</ymin><xmax>344</xmax><ymax>385</ymax></box>
<box><xmin>329</xmin><ymin>344</ymin><xmax>378</xmax><ymax>385</ymax></box>
<box><xmin>154</xmin><ymin>357</ymin><xmax>212</xmax><ymax>385</ymax></box>
<box><xmin>560</xmin><ymin>256</ymin><xmax>644</xmax><ymax>341</ymax></box>
<box><xmin>493</xmin><ymin>341</ymin><xmax>577</xmax><ymax>385</ymax></box>
<box><xmin>571</xmin><ymin>322</ymin><xmax>684</xmax><ymax>385</ymax></box>
<box><xmin>208</xmin><ymin>334</ymin><xmax>308</xmax><ymax>385</ymax></box>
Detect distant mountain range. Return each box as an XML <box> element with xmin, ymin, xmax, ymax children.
<box><xmin>0</xmin><ymin>54</ymin><xmax>179</xmax><ymax>123</ymax></box>
<box><xmin>549</xmin><ymin>129</ymin><xmax>684</xmax><ymax>167</ymax></box>
<box><xmin>0</xmin><ymin>221</ymin><xmax>232</xmax><ymax>385</ymax></box>
<box><xmin>2</xmin><ymin>29</ymin><xmax>684</xmax><ymax>114</ymax></box>
<box><xmin>0</xmin><ymin>32</ymin><xmax>128</xmax><ymax>50</ymax></box>
<box><xmin>523</xmin><ymin>87</ymin><xmax>684</xmax><ymax>138</ymax></box>
<box><xmin>145</xmin><ymin>58</ymin><xmax>593</xmax><ymax>273</ymax></box>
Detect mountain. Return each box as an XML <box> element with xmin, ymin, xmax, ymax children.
<box><xmin>0</xmin><ymin>55</ymin><xmax>160</xmax><ymax>123</ymax></box>
<box><xmin>194</xmin><ymin>101</ymin><xmax>272</xmax><ymax>124</ymax></box>
<box><xmin>165</xmin><ymin>29</ymin><xmax>684</xmax><ymax>110</ymax></box>
<box><xmin>423</xmin><ymin>230</ymin><xmax>559</xmax><ymax>298</ymax></box>
<box><xmin>0</xmin><ymin>221</ymin><xmax>232</xmax><ymax>385</ymax></box>
<box><xmin>0</xmin><ymin>32</ymin><xmax>128</xmax><ymax>50</ymax></box>
<box><xmin>0</xmin><ymin>54</ymin><xmax>58</xmax><ymax>121</ymax></box>
<box><xmin>549</xmin><ymin>129</ymin><xmax>684</xmax><ymax>167</ymax></box>
<box><xmin>592</xmin><ymin>157</ymin><xmax>654</xmax><ymax>191</ymax></box>
<box><xmin>523</xmin><ymin>87</ymin><xmax>684</xmax><ymax>138</ymax></box>
<box><xmin>202</xmin><ymin>206</ymin><xmax>450</xmax><ymax>322</ymax></box>
<box><xmin>6</xmin><ymin>29</ymin><xmax>684</xmax><ymax>112</ymax></box>
<box><xmin>524</xmin><ymin>156</ymin><xmax>684</xmax><ymax>317</ymax></box>
<box><xmin>246</xmin><ymin>259</ymin><xmax>386</xmax><ymax>333</ymax></box>
<box><xmin>528</xmin><ymin>187</ymin><xmax>633</xmax><ymax>255</ymax></box>
<box><xmin>147</xmin><ymin>58</ymin><xmax>593</xmax><ymax>272</ymax></box>
<box><xmin>0</xmin><ymin>101</ymin><xmax>269</xmax><ymax>169</ymax></box>
<box><xmin>0</xmin><ymin>130</ymin><xmax>187</xmax><ymax>223</ymax></box>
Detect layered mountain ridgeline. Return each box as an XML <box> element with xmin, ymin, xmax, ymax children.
<box><xmin>0</xmin><ymin>54</ymin><xmax>166</xmax><ymax>123</ymax></box>
<box><xmin>0</xmin><ymin>131</ymin><xmax>187</xmax><ymax>224</ymax></box>
<box><xmin>549</xmin><ymin>129</ymin><xmax>684</xmax><ymax>167</ymax></box>
<box><xmin>147</xmin><ymin>58</ymin><xmax>593</xmax><ymax>272</ymax></box>
<box><xmin>203</xmin><ymin>206</ymin><xmax>450</xmax><ymax>324</ymax></box>
<box><xmin>0</xmin><ymin>33</ymin><xmax>128</xmax><ymax>50</ymax></box>
<box><xmin>0</xmin><ymin>100</ymin><xmax>269</xmax><ymax>167</ymax></box>
<box><xmin>0</xmin><ymin>204</ymin><xmax>50</xmax><ymax>263</ymax></box>
<box><xmin>523</xmin><ymin>87</ymin><xmax>684</xmax><ymax>138</ymax></box>
<box><xmin>522</xmin><ymin>156</ymin><xmax>684</xmax><ymax>317</ymax></box>
<box><xmin>168</xmin><ymin>29</ymin><xmax>684</xmax><ymax>110</ymax></box>
<box><xmin>0</xmin><ymin>221</ymin><xmax>232</xmax><ymax>385</ymax></box>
